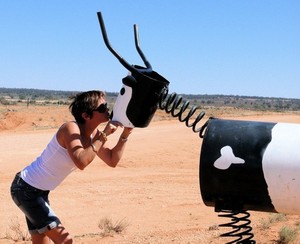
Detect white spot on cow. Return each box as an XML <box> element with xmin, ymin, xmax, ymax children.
<box><xmin>111</xmin><ymin>85</ymin><xmax>134</xmax><ymax>127</ymax></box>
<box><xmin>214</xmin><ymin>146</ymin><xmax>245</xmax><ymax>170</ymax></box>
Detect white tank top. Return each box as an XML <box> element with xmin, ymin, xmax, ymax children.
<box><xmin>20</xmin><ymin>133</ymin><xmax>77</xmax><ymax>191</ymax></box>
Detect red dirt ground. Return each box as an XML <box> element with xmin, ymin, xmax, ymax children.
<box><xmin>1</xmin><ymin>104</ymin><xmax>300</xmax><ymax>243</ymax></box>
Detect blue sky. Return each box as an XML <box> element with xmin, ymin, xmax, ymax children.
<box><xmin>1</xmin><ymin>1</ymin><xmax>299</xmax><ymax>98</ymax></box>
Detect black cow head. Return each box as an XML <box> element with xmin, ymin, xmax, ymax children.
<box><xmin>97</xmin><ymin>12</ymin><xmax>169</xmax><ymax>128</ymax></box>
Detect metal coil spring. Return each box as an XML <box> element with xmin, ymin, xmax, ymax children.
<box><xmin>218</xmin><ymin>210</ymin><xmax>255</xmax><ymax>244</ymax></box>
<box><xmin>158</xmin><ymin>89</ymin><xmax>209</xmax><ymax>138</ymax></box>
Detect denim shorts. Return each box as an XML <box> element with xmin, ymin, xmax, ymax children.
<box><xmin>10</xmin><ymin>172</ymin><xmax>61</xmax><ymax>234</ymax></box>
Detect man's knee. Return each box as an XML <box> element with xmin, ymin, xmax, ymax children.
<box><xmin>46</xmin><ymin>224</ymin><xmax>73</xmax><ymax>244</ymax></box>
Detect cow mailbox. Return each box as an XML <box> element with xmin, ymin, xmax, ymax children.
<box><xmin>200</xmin><ymin>118</ymin><xmax>300</xmax><ymax>215</ymax></box>
<box><xmin>97</xmin><ymin>12</ymin><xmax>169</xmax><ymax>128</ymax></box>
<box><xmin>97</xmin><ymin>11</ymin><xmax>300</xmax><ymax>243</ymax></box>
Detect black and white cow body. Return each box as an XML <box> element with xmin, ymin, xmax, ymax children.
<box><xmin>200</xmin><ymin>118</ymin><xmax>300</xmax><ymax>214</ymax></box>
<box><xmin>111</xmin><ymin>66</ymin><xmax>169</xmax><ymax>128</ymax></box>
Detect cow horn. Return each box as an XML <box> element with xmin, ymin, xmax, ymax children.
<box><xmin>97</xmin><ymin>12</ymin><xmax>153</xmax><ymax>76</ymax></box>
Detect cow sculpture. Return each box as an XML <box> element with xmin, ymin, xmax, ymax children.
<box><xmin>97</xmin><ymin>11</ymin><xmax>300</xmax><ymax>243</ymax></box>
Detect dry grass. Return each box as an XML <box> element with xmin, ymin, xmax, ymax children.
<box><xmin>4</xmin><ymin>215</ymin><xmax>129</xmax><ymax>242</ymax></box>
<box><xmin>257</xmin><ymin>213</ymin><xmax>300</xmax><ymax>243</ymax></box>
<box><xmin>98</xmin><ymin>217</ymin><xmax>129</xmax><ymax>237</ymax></box>
<box><xmin>278</xmin><ymin>226</ymin><xmax>299</xmax><ymax>244</ymax></box>
<box><xmin>5</xmin><ymin>216</ymin><xmax>30</xmax><ymax>242</ymax></box>
<box><xmin>259</xmin><ymin>213</ymin><xmax>287</xmax><ymax>230</ymax></box>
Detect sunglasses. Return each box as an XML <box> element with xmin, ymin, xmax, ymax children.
<box><xmin>94</xmin><ymin>102</ymin><xmax>108</xmax><ymax>113</ymax></box>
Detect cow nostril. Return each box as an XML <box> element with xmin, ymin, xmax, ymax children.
<box><xmin>120</xmin><ymin>87</ymin><xmax>125</xmax><ymax>95</ymax></box>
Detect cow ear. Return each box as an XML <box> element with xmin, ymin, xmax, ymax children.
<box><xmin>122</xmin><ymin>75</ymin><xmax>137</xmax><ymax>87</ymax></box>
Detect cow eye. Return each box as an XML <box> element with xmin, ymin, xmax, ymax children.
<box><xmin>120</xmin><ymin>87</ymin><xmax>125</xmax><ymax>95</ymax></box>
